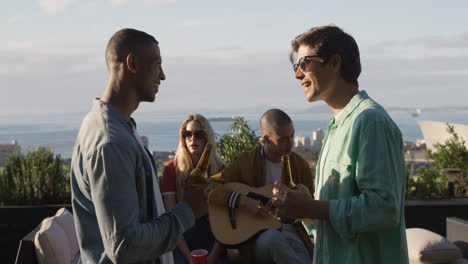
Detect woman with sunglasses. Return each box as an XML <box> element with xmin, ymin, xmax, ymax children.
<box><xmin>161</xmin><ymin>114</ymin><xmax>226</xmax><ymax>264</ymax></box>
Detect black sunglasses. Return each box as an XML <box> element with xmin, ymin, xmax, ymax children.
<box><xmin>182</xmin><ymin>130</ymin><xmax>206</xmax><ymax>140</ymax></box>
<box><xmin>293</xmin><ymin>55</ymin><xmax>321</xmax><ymax>73</ymax></box>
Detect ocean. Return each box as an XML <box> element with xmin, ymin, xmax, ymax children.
<box><xmin>1</xmin><ymin>111</ymin><xmax>467</xmax><ymax>159</ymax></box>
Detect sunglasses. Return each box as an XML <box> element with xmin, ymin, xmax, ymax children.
<box><xmin>293</xmin><ymin>55</ymin><xmax>321</xmax><ymax>73</ymax></box>
<box><xmin>182</xmin><ymin>130</ymin><xmax>206</xmax><ymax>140</ymax></box>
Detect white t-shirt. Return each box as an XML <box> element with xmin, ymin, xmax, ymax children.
<box><xmin>264</xmin><ymin>157</ymin><xmax>303</xmax><ymax>244</ymax></box>
<box><xmin>313</xmin><ymin>109</ymin><xmax>344</xmax><ymax>264</ymax></box>
<box><xmin>133</xmin><ymin>128</ymin><xmax>174</xmax><ymax>264</ymax></box>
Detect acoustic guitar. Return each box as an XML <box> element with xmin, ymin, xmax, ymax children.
<box><xmin>208</xmin><ymin>182</ymin><xmax>281</xmax><ymax>245</ymax></box>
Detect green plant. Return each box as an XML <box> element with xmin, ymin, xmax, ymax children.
<box><xmin>406</xmin><ymin>124</ymin><xmax>468</xmax><ymax>198</ymax></box>
<box><xmin>216</xmin><ymin>117</ymin><xmax>263</xmax><ymax>164</ymax></box>
<box><xmin>406</xmin><ymin>167</ymin><xmax>447</xmax><ymax>198</ymax></box>
<box><xmin>0</xmin><ymin>147</ymin><xmax>71</xmax><ymax>205</ymax></box>
<box><xmin>427</xmin><ymin>124</ymin><xmax>468</xmax><ymax>196</ymax></box>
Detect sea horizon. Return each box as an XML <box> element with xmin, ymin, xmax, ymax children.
<box><xmin>1</xmin><ymin>107</ymin><xmax>468</xmax><ymax>159</ymax></box>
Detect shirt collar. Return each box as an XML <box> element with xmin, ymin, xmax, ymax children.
<box><xmin>329</xmin><ymin>90</ymin><xmax>368</xmax><ymax>126</ymax></box>
<box><xmin>92</xmin><ymin>99</ymin><xmax>134</xmax><ymax>131</ymax></box>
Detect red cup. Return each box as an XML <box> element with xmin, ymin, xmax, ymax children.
<box><xmin>191</xmin><ymin>249</ymin><xmax>208</xmax><ymax>264</ymax></box>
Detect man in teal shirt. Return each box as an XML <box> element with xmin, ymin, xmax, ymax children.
<box><xmin>273</xmin><ymin>25</ymin><xmax>409</xmax><ymax>263</ymax></box>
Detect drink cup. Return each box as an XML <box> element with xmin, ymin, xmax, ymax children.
<box><xmin>191</xmin><ymin>249</ymin><xmax>208</xmax><ymax>264</ymax></box>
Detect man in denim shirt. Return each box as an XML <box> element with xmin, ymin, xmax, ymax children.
<box><xmin>273</xmin><ymin>26</ymin><xmax>409</xmax><ymax>264</ymax></box>
<box><xmin>71</xmin><ymin>28</ymin><xmax>207</xmax><ymax>264</ymax></box>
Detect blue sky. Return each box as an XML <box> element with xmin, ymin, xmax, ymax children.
<box><xmin>1</xmin><ymin>0</ymin><xmax>468</xmax><ymax>118</ymax></box>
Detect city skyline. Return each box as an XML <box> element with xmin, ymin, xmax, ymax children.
<box><xmin>1</xmin><ymin>0</ymin><xmax>468</xmax><ymax>118</ymax></box>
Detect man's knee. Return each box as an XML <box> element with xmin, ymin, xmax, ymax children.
<box><xmin>256</xmin><ymin>229</ymin><xmax>286</xmax><ymax>248</ymax></box>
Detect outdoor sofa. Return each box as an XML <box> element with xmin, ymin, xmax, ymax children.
<box><xmin>15</xmin><ymin>209</ymin><xmax>468</xmax><ymax>264</ymax></box>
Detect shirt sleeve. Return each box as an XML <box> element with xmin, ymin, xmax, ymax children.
<box><xmin>208</xmin><ymin>157</ymin><xmax>243</xmax><ymax>206</ymax></box>
<box><xmin>161</xmin><ymin>161</ymin><xmax>177</xmax><ymax>196</ymax></box>
<box><xmin>87</xmin><ymin>142</ymin><xmax>194</xmax><ymax>263</ymax></box>
<box><xmin>328</xmin><ymin>119</ymin><xmax>405</xmax><ymax>239</ymax></box>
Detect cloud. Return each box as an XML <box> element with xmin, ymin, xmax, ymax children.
<box><xmin>110</xmin><ymin>0</ymin><xmax>175</xmax><ymax>8</ymax></box>
<box><xmin>1</xmin><ymin>43</ymin><xmax>468</xmax><ymax>117</ymax></box>
<box><xmin>39</xmin><ymin>0</ymin><xmax>75</xmax><ymax>13</ymax></box>
<box><xmin>82</xmin><ymin>1</ymin><xmax>97</xmax><ymax>9</ymax></box>
<box><xmin>0</xmin><ymin>47</ymin><xmax>107</xmax><ymax>116</ymax></box>
<box><xmin>360</xmin><ymin>53</ymin><xmax>468</xmax><ymax>107</ymax></box>
<box><xmin>0</xmin><ymin>46</ymin><xmax>103</xmax><ymax>76</ymax></box>
<box><xmin>143</xmin><ymin>0</ymin><xmax>176</xmax><ymax>4</ymax></box>
<box><xmin>367</xmin><ymin>31</ymin><xmax>468</xmax><ymax>52</ymax></box>
<box><xmin>422</xmin><ymin>69</ymin><xmax>468</xmax><ymax>77</ymax></box>
<box><xmin>7</xmin><ymin>16</ymin><xmax>24</xmax><ymax>25</ymax></box>
<box><xmin>205</xmin><ymin>45</ymin><xmax>243</xmax><ymax>52</ymax></box>
<box><xmin>109</xmin><ymin>0</ymin><xmax>127</xmax><ymax>8</ymax></box>
<box><xmin>177</xmin><ymin>17</ymin><xmax>225</xmax><ymax>28</ymax></box>
<box><xmin>405</xmin><ymin>32</ymin><xmax>468</xmax><ymax>49</ymax></box>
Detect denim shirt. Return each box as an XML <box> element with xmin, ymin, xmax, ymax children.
<box><xmin>71</xmin><ymin>100</ymin><xmax>194</xmax><ymax>264</ymax></box>
<box><xmin>314</xmin><ymin>91</ymin><xmax>409</xmax><ymax>264</ymax></box>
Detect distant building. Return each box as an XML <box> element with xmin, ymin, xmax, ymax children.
<box><xmin>139</xmin><ymin>135</ymin><xmax>176</xmax><ymax>172</ymax></box>
<box><xmin>294</xmin><ymin>135</ymin><xmax>311</xmax><ymax>149</ymax></box>
<box><xmin>311</xmin><ymin>128</ymin><xmax>324</xmax><ymax>151</ymax></box>
<box><xmin>294</xmin><ymin>128</ymin><xmax>325</xmax><ymax>152</ymax></box>
<box><xmin>153</xmin><ymin>151</ymin><xmax>176</xmax><ymax>161</ymax></box>
<box><xmin>418</xmin><ymin>121</ymin><xmax>468</xmax><ymax>151</ymax></box>
<box><xmin>0</xmin><ymin>140</ymin><xmax>21</xmax><ymax>167</ymax></box>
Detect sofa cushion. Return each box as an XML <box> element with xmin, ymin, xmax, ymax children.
<box><xmin>454</xmin><ymin>258</ymin><xmax>468</xmax><ymax>264</ymax></box>
<box><xmin>54</xmin><ymin>208</ymin><xmax>80</xmax><ymax>257</ymax></box>
<box><xmin>407</xmin><ymin>228</ymin><xmax>462</xmax><ymax>263</ymax></box>
<box><xmin>34</xmin><ymin>217</ymin><xmax>72</xmax><ymax>264</ymax></box>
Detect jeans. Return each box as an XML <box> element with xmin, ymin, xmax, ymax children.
<box><xmin>252</xmin><ymin>229</ymin><xmax>312</xmax><ymax>264</ymax></box>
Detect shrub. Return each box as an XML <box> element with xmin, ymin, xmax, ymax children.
<box><xmin>426</xmin><ymin>124</ymin><xmax>468</xmax><ymax>196</ymax></box>
<box><xmin>216</xmin><ymin>117</ymin><xmax>263</xmax><ymax>164</ymax></box>
<box><xmin>406</xmin><ymin>167</ymin><xmax>447</xmax><ymax>198</ymax></box>
<box><xmin>0</xmin><ymin>147</ymin><xmax>70</xmax><ymax>205</ymax></box>
<box><xmin>407</xmin><ymin>124</ymin><xmax>468</xmax><ymax>198</ymax></box>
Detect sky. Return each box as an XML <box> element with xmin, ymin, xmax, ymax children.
<box><xmin>1</xmin><ymin>0</ymin><xmax>468</xmax><ymax>119</ymax></box>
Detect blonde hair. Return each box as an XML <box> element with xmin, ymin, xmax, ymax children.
<box><xmin>174</xmin><ymin>114</ymin><xmax>225</xmax><ymax>199</ymax></box>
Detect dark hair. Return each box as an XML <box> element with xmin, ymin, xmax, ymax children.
<box><xmin>290</xmin><ymin>25</ymin><xmax>361</xmax><ymax>87</ymax></box>
<box><xmin>260</xmin><ymin>108</ymin><xmax>293</xmax><ymax>135</ymax></box>
<box><xmin>105</xmin><ymin>28</ymin><xmax>158</xmax><ymax>66</ymax></box>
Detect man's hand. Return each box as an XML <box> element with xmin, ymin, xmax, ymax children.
<box><xmin>272</xmin><ymin>183</ymin><xmax>314</xmax><ymax>219</ymax></box>
<box><xmin>182</xmin><ymin>182</ymin><xmax>209</xmax><ymax>220</ymax></box>
<box><xmin>238</xmin><ymin>195</ymin><xmax>269</xmax><ymax>217</ymax></box>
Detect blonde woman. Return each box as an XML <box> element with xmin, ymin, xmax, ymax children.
<box><xmin>161</xmin><ymin>114</ymin><xmax>225</xmax><ymax>264</ymax></box>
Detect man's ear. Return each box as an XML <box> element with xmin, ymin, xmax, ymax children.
<box><xmin>263</xmin><ymin>134</ymin><xmax>270</xmax><ymax>143</ymax></box>
<box><xmin>126</xmin><ymin>53</ymin><xmax>137</xmax><ymax>73</ymax></box>
<box><xmin>329</xmin><ymin>54</ymin><xmax>341</xmax><ymax>73</ymax></box>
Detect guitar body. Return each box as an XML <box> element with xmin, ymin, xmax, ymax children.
<box><xmin>208</xmin><ymin>182</ymin><xmax>281</xmax><ymax>245</ymax></box>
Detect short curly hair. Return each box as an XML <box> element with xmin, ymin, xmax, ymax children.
<box><xmin>290</xmin><ymin>25</ymin><xmax>361</xmax><ymax>87</ymax></box>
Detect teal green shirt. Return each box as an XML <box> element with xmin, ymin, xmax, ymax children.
<box><xmin>314</xmin><ymin>91</ymin><xmax>409</xmax><ymax>264</ymax></box>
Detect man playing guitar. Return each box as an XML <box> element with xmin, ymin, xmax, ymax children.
<box><xmin>209</xmin><ymin>109</ymin><xmax>314</xmax><ymax>264</ymax></box>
